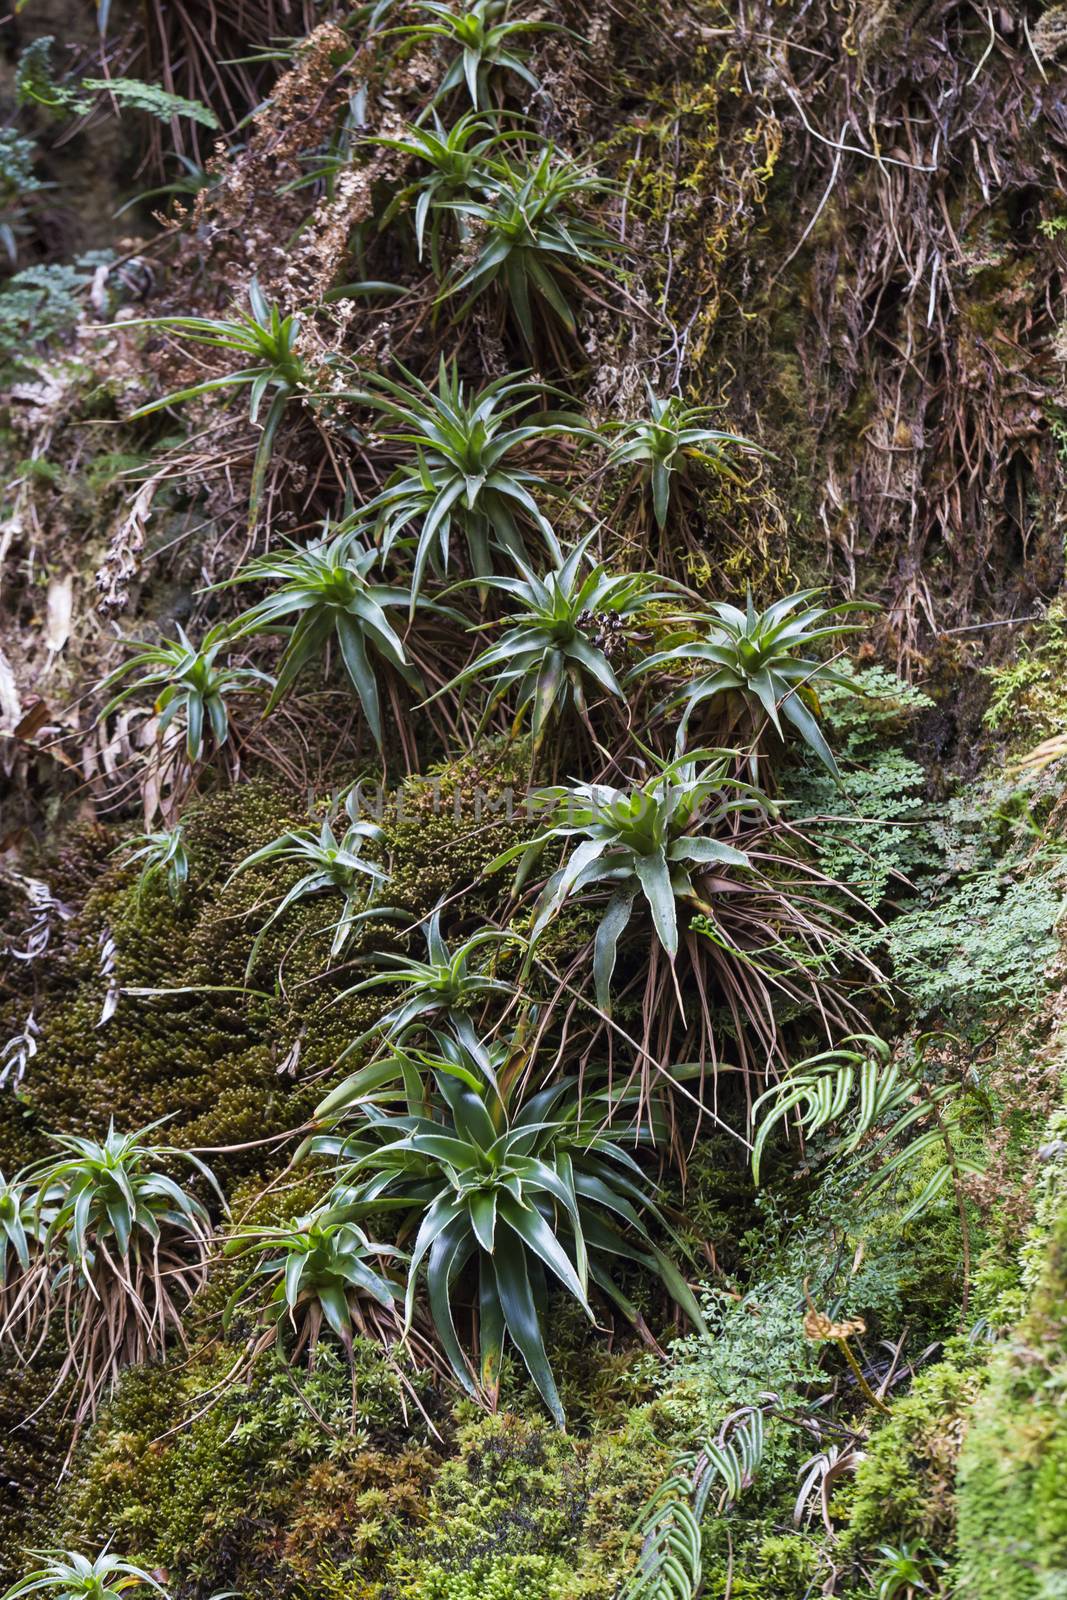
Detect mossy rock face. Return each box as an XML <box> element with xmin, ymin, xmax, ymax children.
<box><xmin>51</xmin><ymin>1377</ymin><xmax>672</xmax><ymax>1598</ymax></box>
<box><xmin>841</xmin><ymin>1350</ymin><xmax>986</xmax><ymax>1560</ymax></box>
<box><xmin>955</xmin><ymin>1177</ymin><xmax>1067</xmax><ymax>1600</ymax></box>
<box><xmin>53</xmin><ymin>1341</ymin><xmax>441</xmax><ymax>1591</ymax></box>
<box><xmin>385</xmin><ymin>1410</ymin><xmax>673</xmax><ymax>1600</ymax></box>
<box><xmin>0</xmin><ymin>760</ymin><xmax>536</xmax><ymax>1178</ymax></box>
<box><xmin>0</xmin><ymin>1344</ymin><xmax>68</xmax><ymax>1583</ymax></box>
<box><xmin>7</xmin><ymin>0</ymin><xmax>1067</xmax><ymax>1585</ymax></box>
<box><xmin>0</xmin><ymin>782</ymin><xmax>314</xmax><ymax>1175</ymax></box>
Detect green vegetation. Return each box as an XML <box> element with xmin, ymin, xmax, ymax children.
<box><xmin>633</xmin><ymin>588</ymin><xmax>864</xmax><ymax>776</ymax></box>
<box><xmin>10</xmin><ymin>1123</ymin><xmax>221</xmax><ymax>1429</ymax></box>
<box><xmin>982</xmin><ymin>601</ymin><xmax>1067</xmax><ymax>749</ymax></box>
<box><xmin>0</xmin><ymin>1550</ymin><xmax>164</xmax><ymax>1600</ymax></box>
<box><xmin>953</xmin><ymin>1104</ymin><xmax>1067</xmax><ymax>1599</ymax></box>
<box><xmin>605</xmin><ymin>389</ymin><xmax>761</xmax><ymax>533</ymax></box>
<box><xmin>395</xmin><ymin>0</ymin><xmax>558</xmax><ymax>109</ymax></box>
<box><xmin>120</xmin><ymin>284</ymin><xmax>313</xmax><ymax>521</ymax></box>
<box><xmin>751</xmin><ymin>1034</ymin><xmax>987</xmax><ymax>1228</ymax></box>
<box><xmin>312</xmin><ymin>1027</ymin><xmax>704</xmax><ymax>1424</ymax></box>
<box><xmin>229</xmin><ymin>796</ymin><xmax>394</xmax><ymax>966</ymax></box>
<box><xmin>114</xmin><ymin>827</ymin><xmax>189</xmax><ymax>904</ymax></box>
<box><xmin>226</xmin><ymin>525</ymin><xmax>423</xmax><ymax>742</ymax></box>
<box><xmin>330</xmin><ymin>907</ymin><xmax>522</xmax><ymax>1054</ymax></box>
<box><xmin>1</xmin><ymin>1</ymin><xmax>1064</xmax><ymax>1596</ymax></box>
<box><xmin>361</xmin><ymin>360</ymin><xmax>571</xmax><ymax>597</ymax></box>
<box><xmin>16</xmin><ymin>37</ymin><xmax>217</xmax><ymax>129</ymax></box>
<box><xmin>439</xmin><ymin>148</ymin><xmax>622</xmax><ymax>346</ymax></box>
<box><xmin>491</xmin><ymin>752</ymin><xmax>752</xmax><ymax>1009</ymax></box>
<box><xmin>0</xmin><ymin>255</ymin><xmax>111</xmax><ymax>373</ymax></box>
<box><xmin>224</xmin><ymin>1208</ymin><xmax>406</xmax><ymax>1363</ymax></box>
<box><xmin>99</xmin><ymin>624</ymin><xmax>270</xmax><ymax>766</ymax></box>
<box><xmin>0</xmin><ymin>128</ymin><xmax>44</xmax><ymax>267</ymax></box>
<box><xmin>623</xmin><ymin>1411</ymin><xmax>765</xmax><ymax>1598</ymax></box>
<box><xmin>440</xmin><ymin>539</ymin><xmax>673</xmax><ymax>752</ymax></box>
<box><xmin>374</xmin><ymin>112</ymin><xmax>522</xmax><ymax>272</ymax></box>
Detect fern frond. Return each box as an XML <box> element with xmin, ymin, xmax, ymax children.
<box><xmin>622</xmin><ymin>1412</ymin><xmax>765</xmax><ymax>1599</ymax></box>
<box><xmin>753</xmin><ymin>1034</ymin><xmax>988</xmax><ymax>1226</ymax></box>
<box><xmin>751</xmin><ymin>1034</ymin><xmax>904</xmax><ymax>1181</ymax></box>
<box><xmin>82</xmin><ymin>79</ymin><xmax>219</xmax><ymax>129</ymax></box>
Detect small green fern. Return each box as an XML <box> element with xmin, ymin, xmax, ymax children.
<box><xmin>17</xmin><ymin>38</ymin><xmax>217</xmax><ymax>128</ymax></box>
<box><xmin>622</xmin><ymin>1411</ymin><xmax>765</xmax><ymax>1599</ymax></box>
<box><xmin>751</xmin><ymin>1035</ymin><xmax>910</xmax><ymax>1182</ymax></box>
<box><xmin>751</xmin><ymin>1034</ymin><xmax>986</xmax><ymax>1223</ymax></box>
<box><xmin>82</xmin><ymin>79</ymin><xmax>219</xmax><ymax>129</ymax></box>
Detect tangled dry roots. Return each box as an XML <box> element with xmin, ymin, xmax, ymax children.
<box><xmin>3</xmin><ymin>1225</ymin><xmax>210</xmax><ymax>1436</ymax></box>
<box><xmin>700</xmin><ymin>0</ymin><xmax>1067</xmax><ymax>664</ymax></box>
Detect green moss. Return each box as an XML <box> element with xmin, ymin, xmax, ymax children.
<box><xmin>0</xmin><ymin>1342</ymin><xmax>69</xmax><ymax>1584</ymax></box>
<box><xmin>843</xmin><ymin>1350</ymin><xmax>986</xmax><ymax>1558</ymax></box>
<box><xmin>503</xmin><ymin>1296</ymin><xmax>653</xmax><ymax>1433</ymax></box>
<box><xmin>753</xmin><ymin>1531</ymin><xmax>823</xmax><ymax>1592</ymax></box>
<box><xmin>954</xmin><ymin>1150</ymin><xmax>1067</xmax><ymax>1599</ymax></box>
<box><xmin>1</xmin><ymin>761</ymin><xmax>540</xmax><ymax>1180</ymax></box>
<box><xmin>384</xmin><ymin>1411</ymin><xmax>671</xmax><ymax>1600</ymax></box>
<box><xmin>394</xmin><ymin>1553</ymin><xmax>575</xmax><ymax>1599</ymax></box>
<box><xmin>56</xmin><ymin>1392</ymin><xmax>675</xmax><ymax>1596</ymax></box>
<box><xmin>55</xmin><ymin>1341</ymin><xmax>438</xmax><ymax>1587</ymax></box>
<box><xmin>982</xmin><ymin>602</ymin><xmax>1067</xmax><ymax>750</ymax></box>
<box><xmin>2</xmin><ymin>783</ymin><xmax>309</xmax><ymax>1158</ymax></box>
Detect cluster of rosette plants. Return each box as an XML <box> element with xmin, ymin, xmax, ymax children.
<box><xmin>0</xmin><ymin>8</ymin><xmax>912</xmax><ymax>1596</ymax></box>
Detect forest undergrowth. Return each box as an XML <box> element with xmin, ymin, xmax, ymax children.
<box><xmin>1</xmin><ymin>2</ymin><xmax>1067</xmax><ymax>1597</ymax></box>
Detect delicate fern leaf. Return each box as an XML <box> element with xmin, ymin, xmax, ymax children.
<box><xmin>867</xmin><ymin>1124</ymin><xmax>945</xmax><ymax>1188</ymax></box>
<box><xmin>698</xmin><ymin>1411</ymin><xmax>764</xmax><ymax>1511</ymax></box>
<box><xmin>624</xmin><ymin>1493</ymin><xmax>702</xmax><ymax>1600</ymax></box>
<box><xmin>850</xmin><ymin>1052</ymin><xmax>913</xmax><ymax>1147</ymax></box>
<box><xmin>81</xmin><ymin>78</ymin><xmax>219</xmax><ymax>128</ymax></box>
<box><xmin>808</xmin><ymin>1064</ymin><xmax>854</xmax><ymax>1137</ymax></box>
<box><xmin>706</xmin><ymin>1439</ymin><xmax>743</xmax><ymax>1502</ymax></box>
<box><xmin>750</xmin><ymin>1080</ymin><xmax>812</xmax><ymax>1181</ymax></box>
<box><xmin>898</xmin><ymin>1163</ymin><xmax>954</xmax><ymax>1224</ymax></box>
<box><xmin>737</xmin><ymin>1408</ymin><xmax>765</xmax><ymax>1481</ymax></box>
<box><xmin>752</xmin><ymin>1036</ymin><xmax>929</xmax><ymax>1182</ymax></box>
<box><xmin>625</xmin><ymin>1473</ymin><xmax>700</xmax><ymax>1598</ymax></box>
<box><xmin>623</xmin><ymin>1413</ymin><xmax>765</xmax><ymax>1598</ymax></box>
